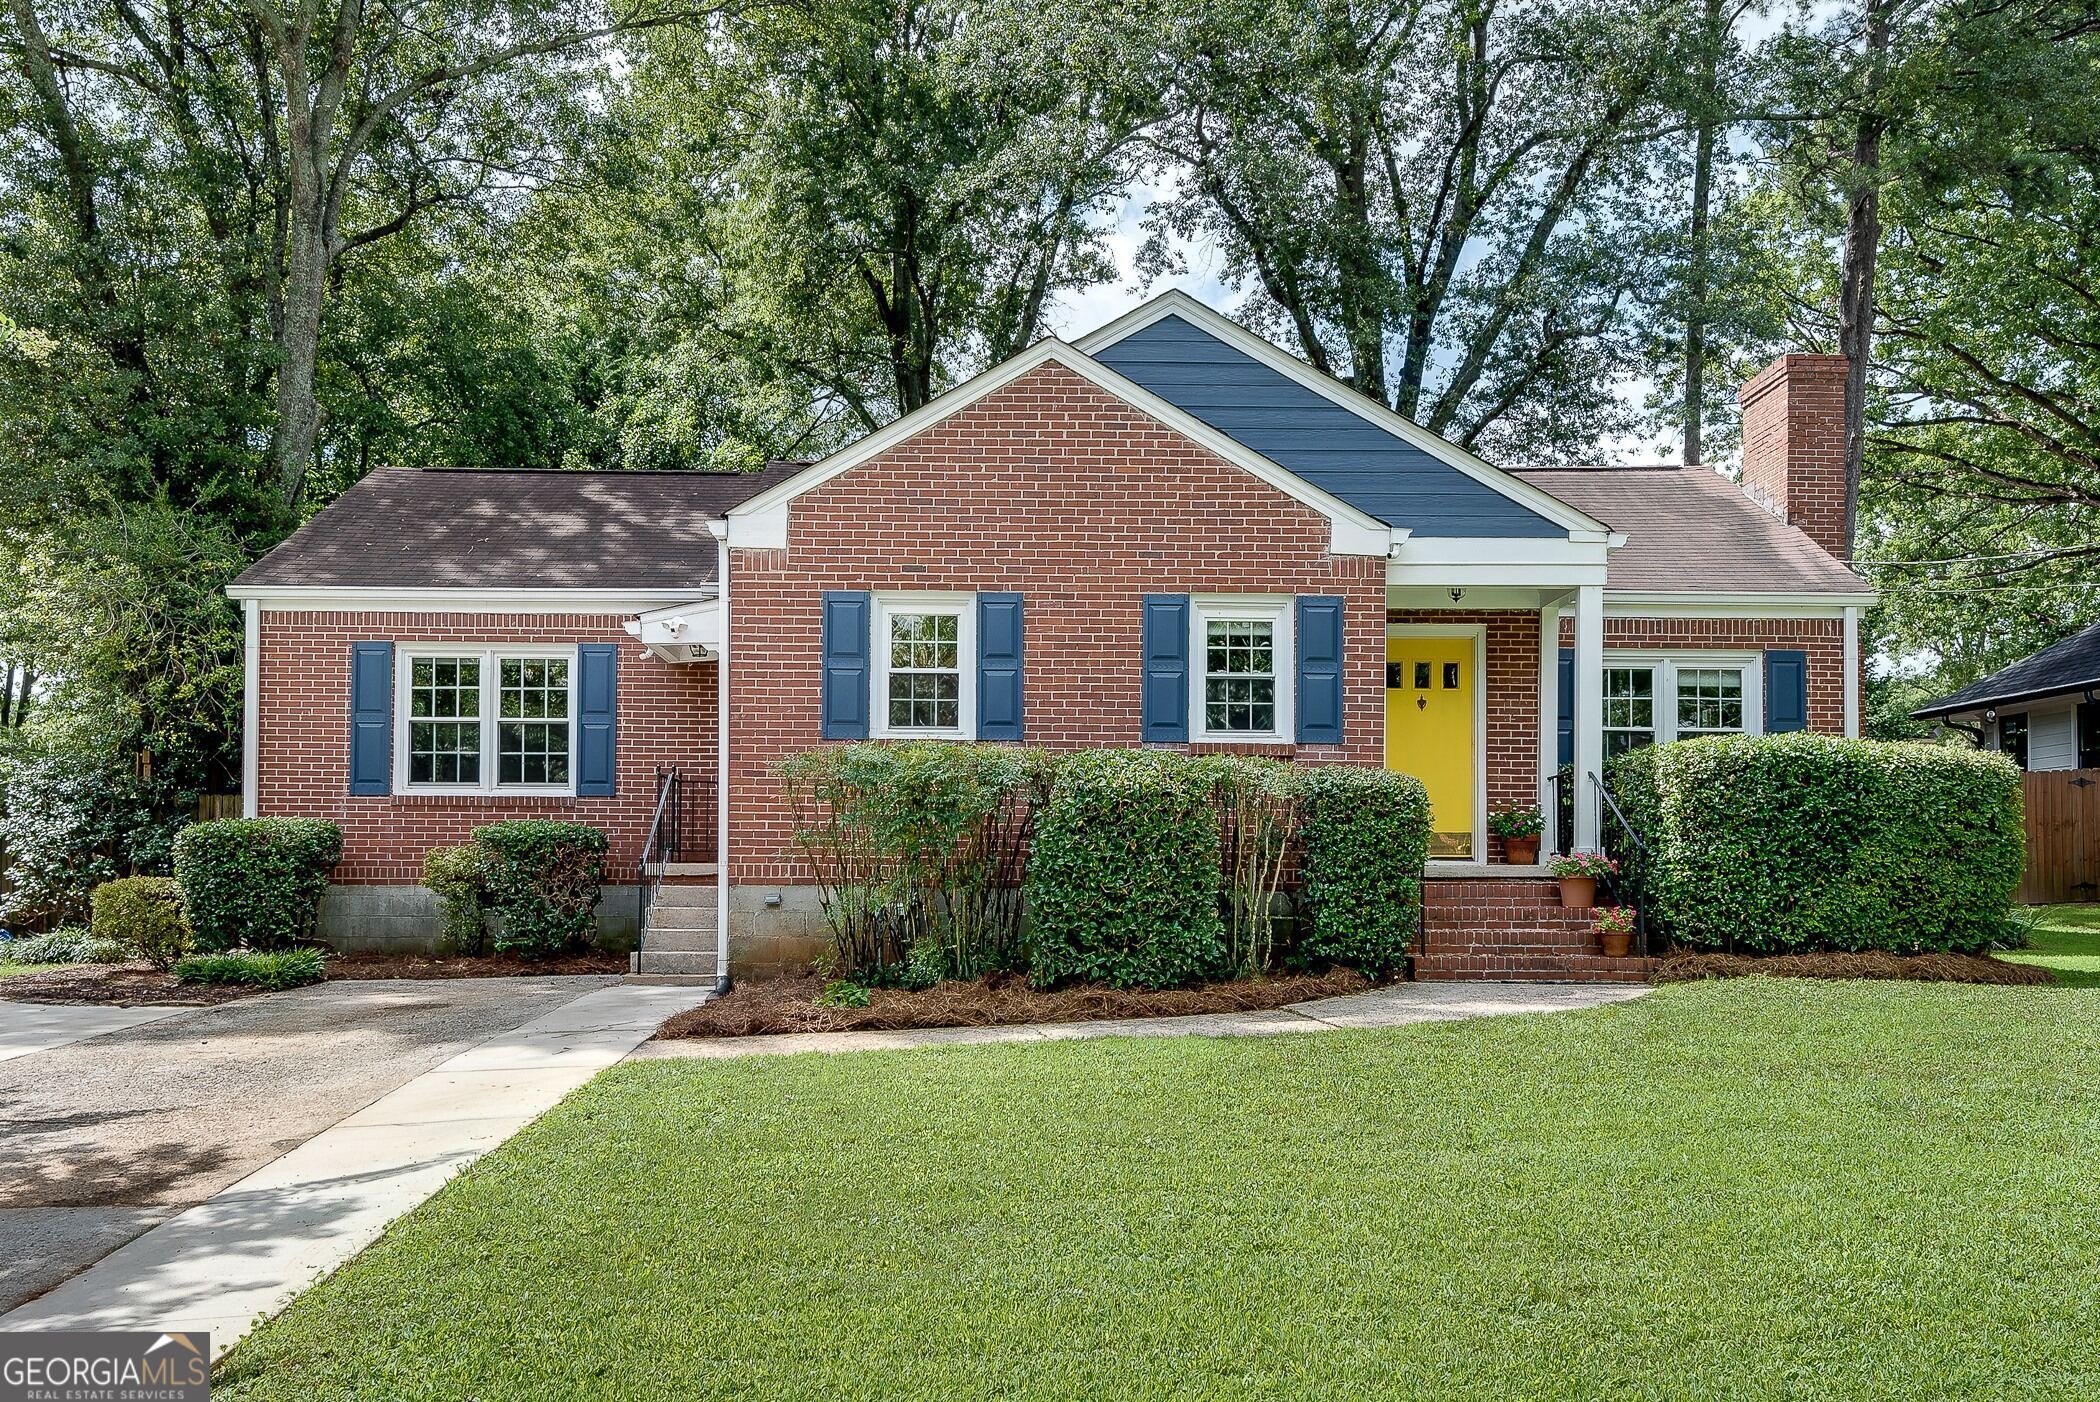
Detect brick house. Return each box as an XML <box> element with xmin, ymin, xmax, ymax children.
<box><xmin>229</xmin><ymin>293</ymin><xmax>1872</xmax><ymax>982</ymax></box>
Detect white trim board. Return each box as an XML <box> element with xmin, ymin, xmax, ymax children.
<box><xmin>1077</xmin><ymin>290</ymin><xmax>1612</xmax><ymax>540</ymax></box>
<box><xmin>723</xmin><ymin>337</ymin><xmax>1395</xmax><ymax>557</ymax></box>
<box><xmin>230</xmin><ymin>586</ymin><xmax>711</xmax><ymax>614</ymax></box>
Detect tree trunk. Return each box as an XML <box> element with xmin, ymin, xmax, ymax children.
<box><xmin>273</xmin><ymin>207</ymin><xmax>329</xmax><ymax>510</ymax></box>
<box><xmin>1835</xmin><ymin>0</ymin><xmax>1890</xmax><ymax>562</ymax></box>
<box><xmin>1683</xmin><ymin>0</ymin><xmax>1723</xmax><ymax>466</ymax></box>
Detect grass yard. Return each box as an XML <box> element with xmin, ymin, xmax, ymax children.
<box><xmin>216</xmin><ymin>979</ymin><xmax>2100</xmax><ymax>1401</ymax></box>
<box><xmin>0</xmin><ymin>963</ymin><xmax>69</xmax><ymax>979</ymax></box>
<box><xmin>2000</xmin><ymin>903</ymin><xmax>2100</xmax><ymax>987</ymax></box>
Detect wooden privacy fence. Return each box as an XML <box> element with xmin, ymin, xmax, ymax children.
<box><xmin>195</xmin><ymin>793</ymin><xmax>242</xmax><ymax>822</ymax></box>
<box><xmin>2021</xmin><ymin>768</ymin><xmax>2100</xmax><ymax>905</ymax></box>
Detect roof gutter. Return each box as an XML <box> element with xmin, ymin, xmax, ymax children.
<box><xmin>1912</xmin><ymin>677</ymin><xmax>2100</xmax><ymax>721</ymax></box>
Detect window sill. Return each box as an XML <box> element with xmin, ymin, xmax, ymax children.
<box><xmin>384</xmin><ymin>792</ymin><xmax>580</xmax><ymax>808</ymax></box>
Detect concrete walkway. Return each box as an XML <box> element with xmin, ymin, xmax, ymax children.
<box><xmin>0</xmin><ymin>981</ymin><xmax>713</xmax><ymax>1357</ymax></box>
<box><xmin>630</xmin><ymin>981</ymin><xmax>1648</xmax><ymax>1061</ymax></box>
<box><xmin>0</xmin><ymin>1002</ymin><xmax>193</xmax><ymax>1064</ymax></box>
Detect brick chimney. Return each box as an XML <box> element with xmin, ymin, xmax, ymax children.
<box><xmin>1738</xmin><ymin>353</ymin><xmax>1850</xmax><ymax>561</ymax></box>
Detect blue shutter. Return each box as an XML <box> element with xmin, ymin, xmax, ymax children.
<box><xmin>821</xmin><ymin>591</ymin><xmax>872</xmax><ymax>740</ymax></box>
<box><xmin>1556</xmin><ymin>647</ymin><xmax>1574</xmax><ymax>767</ymax></box>
<box><xmin>1765</xmin><ymin>649</ymin><xmax>1809</xmax><ymax>733</ymax></box>
<box><xmin>977</xmin><ymin>593</ymin><xmax>1024</xmax><ymax>741</ymax></box>
<box><xmin>348</xmin><ymin>643</ymin><xmax>393</xmax><ymax>796</ymax></box>
<box><xmin>1295</xmin><ymin>595</ymin><xmax>1344</xmax><ymax>744</ymax></box>
<box><xmin>575</xmin><ymin>644</ymin><xmax>617</xmax><ymax>796</ymax></box>
<box><xmin>1141</xmin><ymin>595</ymin><xmax>1190</xmax><ymax>743</ymax></box>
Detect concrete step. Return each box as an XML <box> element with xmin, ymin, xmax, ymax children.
<box><xmin>646</xmin><ymin>903</ymin><xmax>717</xmax><ymax>930</ymax></box>
<box><xmin>633</xmin><ymin>948</ymin><xmax>718</xmax><ymax>977</ymax></box>
<box><xmin>643</xmin><ymin>921</ymin><xmax>717</xmax><ymax>953</ymax></box>
<box><xmin>647</xmin><ymin>884</ymin><xmax>717</xmax><ymax>906</ymax></box>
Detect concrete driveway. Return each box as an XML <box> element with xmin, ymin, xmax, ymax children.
<box><xmin>0</xmin><ymin>977</ymin><xmax>613</xmax><ymax>1313</ymax></box>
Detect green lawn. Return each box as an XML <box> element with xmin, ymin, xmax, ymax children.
<box><xmin>0</xmin><ymin>962</ymin><xmax>69</xmax><ymax>978</ymax></box>
<box><xmin>2000</xmin><ymin>903</ymin><xmax>2100</xmax><ymax>987</ymax></box>
<box><xmin>216</xmin><ymin>979</ymin><xmax>2100</xmax><ymax>1401</ymax></box>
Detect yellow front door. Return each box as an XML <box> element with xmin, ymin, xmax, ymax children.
<box><xmin>1385</xmin><ymin>634</ymin><xmax>1477</xmax><ymax>858</ymax></box>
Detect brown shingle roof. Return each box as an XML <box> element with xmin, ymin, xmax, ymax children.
<box><xmin>232</xmin><ymin>464</ymin><xmax>807</xmax><ymax>591</ymax></box>
<box><xmin>1512</xmin><ymin>465</ymin><xmax>1871</xmax><ymax>595</ymax></box>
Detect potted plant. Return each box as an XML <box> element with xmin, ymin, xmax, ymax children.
<box><xmin>1593</xmin><ymin>904</ymin><xmax>1636</xmax><ymax>958</ymax></box>
<box><xmin>1549</xmin><ymin>850</ymin><xmax>1615</xmax><ymax>908</ymax></box>
<box><xmin>1487</xmin><ymin>806</ymin><xmax>1545</xmax><ymax>865</ymax></box>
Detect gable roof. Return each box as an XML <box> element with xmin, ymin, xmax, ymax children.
<box><xmin>1913</xmin><ymin>618</ymin><xmax>2100</xmax><ymax>719</ymax></box>
<box><xmin>1511</xmin><ymin>466</ymin><xmax>1872</xmax><ymax>596</ymax></box>
<box><xmin>1078</xmin><ymin>292</ymin><xmax>1605</xmax><ymax>540</ymax></box>
<box><xmin>231</xmin><ymin>464</ymin><xmax>803</xmax><ymax>592</ymax></box>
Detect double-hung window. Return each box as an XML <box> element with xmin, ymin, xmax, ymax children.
<box><xmin>1599</xmin><ymin>654</ymin><xmax>1759</xmax><ymax>753</ymax></box>
<box><xmin>872</xmin><ymin>595</ymin><xmax>975</xmax><ymax>739</ymax></box>
<box><xmin>1192</xmin><ymin>597</ymin><xmax>1294</xmax><ymax>743</ymax></box>
<box><xmin>398</xmin><ymin>647</ymin><xmax>576</xmax><ymax>794</ymax></box>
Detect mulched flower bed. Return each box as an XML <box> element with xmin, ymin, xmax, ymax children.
<box><xmin>326</xmin><ymin>950</ymin><xmax>630</xmax><ymax>979</ymax></box>
<box><xmin>0</xmin><ymin>962</ymin><xmax>253</xmax><ymax>1006</ymax></box>
<box><xmin>657</xmin><ymin>967</ymin><xmax>1371</xmax><ymax>1040</ymax></box>
<box><xmin>1655</xmin><ymin>950</ymin><xmax>2055</xmax><ymax>986</ymax></box>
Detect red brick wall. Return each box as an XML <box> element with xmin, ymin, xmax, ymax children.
<box><xmin>1739</xmin><ymin>353</ymin><xmax>1850</xmax><ymax>560</ymax></box>
<box><xmin>1559</xmin><ymin>615</ymin><xmax>1848</xmax><ymax>734</ymax></box>
<box><xmin>725</xmin><ymin>363</ymin><xmax>1388</xmax><ymax>882</ymax></box>
<box><xmin>256</xmin><ymin>612</ymin><xmax>714</xmax><ymax>884</ymax></box>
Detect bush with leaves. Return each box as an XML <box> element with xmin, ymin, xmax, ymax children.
<box><xmin>0</xmin><ymin>926</ymin><xmax>129</xmax><ymax>965</ymax></box>
<box><xmin>174</xmin><ymin>947</ymin><xmax>327</xmax><ymax>990</ymax></box>
<box><xmin>172</xmin><ymin>818</ymin><xmax>342</xmax><ymax>951</ymax></box>
<box><xmin>1027</xmin><ymin>750</ymin><xmax>1224</xmax><ymax>989</ymax></box>
<box><xmin>1606</xmin><ymin>733</ymin><xmax>2024</xmax><ymax>954</ymax></box>
<box><xmin>0</xmin><ymin>751</ymin><xmax>175</xmax><ymax>927</ymax></box>
<box><xmin>421</xmin><ymin>845</ymin><xmax>492</xmax><ymax>956</ymax></box>
<box><xmin>1202</xmin><ymin>755</ymin><xmax>1301</xmax><ymax>977</ymax></box>
<box><xmin>91</xmin><ymin>875</ymin><xmax>190</xmax><ymax>969</ymax></box>
<box><xmin>779</xmin><ymin>743</ymin><xmax>1052</xmax><ymax>982</ymax></box>
<box><xmin>1296</xmin><ymin>765</ymin><xmax>1432</xmax><ymax>977</ymax></box>
<box><xmin>473</xmin><ymin>821</ymin><xmax>608</xmax><ymax>957</ymax></box>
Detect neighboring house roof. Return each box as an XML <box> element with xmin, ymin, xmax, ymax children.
<box><xmin>231</xmin><ymin>464</ymin><xmax>804</xmax><ymax>591</ymax></box>
<box><xmin>1912</xmin><ymin>619</ymin><xmax>2100</xmax><ymax>719</ymax></box>
<box><xmin>1511</xmin><ymin>465</ymin><xmax>1873</xmax><ymax>597</ymax></box>
<box><xmin>1081</xmin><ymin>296</ymin><xmax>1592</xmax><ymax>539</ymax></box>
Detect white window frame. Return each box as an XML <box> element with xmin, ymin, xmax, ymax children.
<box><xmin>1191</xmin><ymin>595</ymin><xmax>1295</xmax><ymax>745</ymax></box>
<box><xmin>1601</xmin><ymin>651</ymin><xmax>1763</xmax><ymax>750</ymax></box>
<box><xmin>394</xmin><ymin>644</ymin><xmax>579</xmax><ymax>797</ymax></box>
<box><xmin>871</xmin><ymin>593</ymin><xmax>977</xmax><ymax>740</ymax></box>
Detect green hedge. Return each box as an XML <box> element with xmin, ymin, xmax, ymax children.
<box><xmin>91</xmin><ymin>876</ymin><xmax>191</xmax><ymax>970</ymax></box>
<box><xmin>473</xmin><ymin>821</ymin><xmax>608</xmax><ymax>957</ymax></box>
<box><xmin>1297</xmin><ymin>765</ymin><xmax>1432</xmax><ymax>976</ymax></box>
<box><xmin>1607</xmin><ymin>734</ymin><xmax>2024</xmax><ymax>954</ymax></box>
<box><xmin>421</xmin><ymin>845</ymin><xmax>492</xmax><ymax>957</ymax></box>
<box><xmin>1027</xmin><ymin>750</ymin><xmax>1223</xmax><ymax>989</ymax></box>
<box><xmin>172</xmin><ymin>818</ymin><xmax>342</xmax><ymax>952</ymax></box>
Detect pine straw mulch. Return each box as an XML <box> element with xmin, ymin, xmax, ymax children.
<box><xmin>0</xmin><ymin>962</ymin><xmax>254</xmax><ymax>1006</ymax></box>
<box><xmin>657</xmin><ymin>967</ymin><xmax>1372</xmax><ymax>1040</ymax></box>
<box><xmin>326</xmin><ymin>950</ymin><xmax>630</xmax><ymax>979</ymax></box>
<box><xmin>1655</xmin><ymin>950</ymin><xmax>2055</xmax><ymax>986</ymax></box>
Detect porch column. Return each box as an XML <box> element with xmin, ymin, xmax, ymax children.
<box><xmin>1535</xmin><ymin>603</ymin><xmax>1560</xmax><ymax>859</ymax></box>
<box><xmin>1571</xmin><ymin>584</ymin><xmax>1605</xmax><ymax>851</ymax></box>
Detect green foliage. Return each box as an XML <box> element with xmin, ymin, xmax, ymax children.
<box><xmin>472</xmin><ymin>821</ymin><xmax>609</xmax><ymax>958</ymax></box>
<box><xmin>91</xmin><ymin>876</ymin><xmax>190</xmax><ymax>970</ymax></box>
<box><xmin>1027</xmin><ymin>750</ymin><xmax>1223</xmax><ymax>989</ymax></box>
<box><xmin>172</xmin><ymin>818</ymin><xmax>343</xmax><ymax>952</ymax></box>
<box><xmin>421</xmin><ymin>845</ymin><xmax>493</xmax><ymax>957</ymax></box>
<box><xmin>1204</xmin><ymin>755</ymin><xmax>1300</xmax><ymax>977</ymax></box>
<box><xmin>0</xmin><ymin>926</ymin><xmax>130</xmax><ymax>965</ymax></box>
<box><xmin>173</xmin><ymin>947</ymin><xmax>328</xmax><ymax>990</ymax></box>
<box><xmin>0</xmin><ymin>752</ymin><xmax>152</xmax><ymax>926</ymax></box>
<box><xmin>1295</xmin><ymin>765</ymin><xmax>1431</xmax><ymax>978</ymax></box>
<box><xmin>1488</xmin><ymin>806</ymin><xmax>1546</xmax><ymax>839</ymax></box>
<box><xmin>779</xmin><ymin>743</ymin><xmax>1052</xmax><ymax>981</ymax></box>
<box><xmin>814</xmin><ymin>979</ymin><xmax>873</xmax><ymax>1009</ymax></box>
<box><xmin>1550</xmin><ymin>851</ymin><xmax>1617</xmax><ymax>880</ymax></box>
<box><xmin>1607</xmin><ymin>734</ymin><xmax>2024</xmax><ymax>954</ymax></box>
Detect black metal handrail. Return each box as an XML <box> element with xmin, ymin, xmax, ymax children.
<box><xmin>1587</xmin><ymin>769</ymin><xmax>1653</xmax><ymax>957</ymax></box>
<box><xmin>635</xmin><ymin>765</ymin><xmax>682</xmax><ymax>962</ymax></box>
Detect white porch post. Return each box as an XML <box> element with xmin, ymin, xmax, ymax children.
<box><xmin>241</xmin><ymin>598</ymin><xmax>260</xmax><ymax>818</ymax></box>
<box><xmin>709</xmin><ymin>521</ymin><xmax>732</xmax><ymax>992</ymax></box>
<box><xmin>1572</xmin><ymin>584</ymin><xmax>1605</xmax><ymax>851</ymax></box>
<box><xmin>1535</xmin><ymin>603</ymin><xmax>1560</xmax><ymax>859</ymax></box>
<box><xmin>1843</xmin><ymin>605</ymin><xmax>1861</xmax><ymax>738</ymax></box>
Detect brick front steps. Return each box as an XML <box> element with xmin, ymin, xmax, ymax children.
<box><xmin>1415</xmin><ymin>875</ymin><xmax>1657</xmax><ymax>983</ymax></box>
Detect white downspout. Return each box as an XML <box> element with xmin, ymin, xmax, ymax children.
<box><xmin>709</xmin><ymin>520</ymin><xmax>732</xmax><ymax>994</ymax></box>
<box><xmin>1842</xmin><ymin>606</ymin><xmax>1861</xmax><ymax>738</ymax></box>
<box><xmin>242</xmin><ymin>599</ymin><xmax>260</xmax><ymax>818</ymax></box>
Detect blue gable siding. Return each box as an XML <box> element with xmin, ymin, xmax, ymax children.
<box><xmin>1092</xmin><ymin>314</ymin><xmax>1564</xmax><ymax>538</ymax></box>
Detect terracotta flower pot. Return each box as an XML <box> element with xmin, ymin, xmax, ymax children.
<box><xmin>1558</xmin><ymin>875</ymin><xmax>1596</xmax><ymax>908</ymax></box>
<box><xmin>1599</xmin><ymin>929</ymin><xmax>1632</xmax><ymax>958</ymax></box>
<box><xmin>1504</xmin><ymin>836</ymin><xmax>1539</xmax><ymax>865</ymax></box>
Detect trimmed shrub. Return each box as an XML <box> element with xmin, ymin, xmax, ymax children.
<box><xmin>421</xmin><ymin>845</ymin><xmax>491</xmax><ymax>956</ymax></box>
<box><xmin>1607</xmin><ymin>733</ymin><xmax>2024</xmax><ymax>954</ymax></box>
<box><xmin>1203</xmin><ymin>755</ymin><xmax>1301</xmax><ymax>977</ymax></box>
<box><xmin>0</xmin><ymin>926</ymin><xmax>129</xmax><ymax>965</ymax></box>
<box><xmin>173</xmin><ymin>818</ymin><xmax>342</xmax><ymax>952</ymax></box>
<box><xmin>91</xmin><ymin>876</ymin><xmax>190</xmax><ymax>970</ymax></box>
<box><xmin>473</xmin><ymin>821</ymin><xmax>608</xmax><ymax>957</ymax></box>
<box><xmin>779</xmin><ymin>743</ymin><xmax>1052</xmax><ymax>982</ymax></box>
<box><xmin>1027</xmin><ymin>750</ymin><xmax>1223</xmax><ymax>989</ymax></box>
<box><xmin>1297</xmin><ymin>765</ymin><xmax>1432</xmax><ymax>977</ymax></box>
<box><xmin>173</xmin><ymin>947</ymin><xmax>327</xmax><ymax>990</ymax></box>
